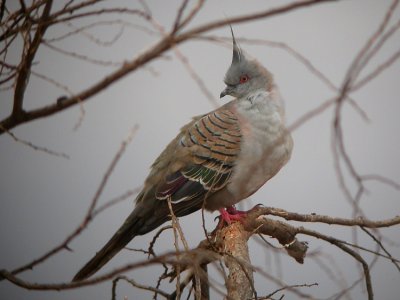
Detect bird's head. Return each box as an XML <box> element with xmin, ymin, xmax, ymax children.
<box><xmin>220</xmin><ymin>27</ymin><xmax>273</xmax><ymax>99</ymax></box>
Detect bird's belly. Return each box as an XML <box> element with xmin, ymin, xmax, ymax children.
<box><xmin>226</xmin><ymin>127</ymin><xmax>292</xmax><ymax>205</ymax></box>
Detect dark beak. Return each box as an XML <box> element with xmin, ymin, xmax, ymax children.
<box><xmin>220</xmin><ymin>86</ymin><xmax>232</xmax><ymax>98</ymax></box>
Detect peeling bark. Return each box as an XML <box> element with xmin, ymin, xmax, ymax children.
<box><xmin>216</xmin><ymin>222</ymin><xmax>254</xmax><ymax>300</ymax></box>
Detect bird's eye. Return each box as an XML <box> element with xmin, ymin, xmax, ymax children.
<box><xmin>239</xmin><ymin>74</ymin><xmax>249</xmax><ymax>84</ymax></box>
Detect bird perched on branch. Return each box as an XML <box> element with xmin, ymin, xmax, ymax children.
<box><xmin>72</xmin><ymin>28</ymin><xmax>293</xmax><ymax>282</ymax></box>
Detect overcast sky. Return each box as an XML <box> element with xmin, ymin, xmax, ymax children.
<box><xmin>1</xmin><ymin>1</ymin><xmax>400</xmax><ymax>299</ymax></box>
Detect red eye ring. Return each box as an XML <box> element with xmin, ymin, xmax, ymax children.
<box><xmin>239</xmin><ymin>74</ymin><xmax>249</xmax><ymax>84</ymax></box>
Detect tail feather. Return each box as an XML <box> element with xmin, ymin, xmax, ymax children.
<box><xmin>72</xmin><ymin>199</ymin><xmax>172</xmax><ymax>282</ymax></box>
<box><xmin>72</xmin><ymin>192</ymin><xmax>200</xmax><ymax>282</ymax></box>
<box><xmin>72</xmin><ymin>210</ymin><xmax>146</xmax><ymax>282</ymax></box>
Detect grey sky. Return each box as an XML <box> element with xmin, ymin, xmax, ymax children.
<box><xmin>1</xmin><ymin>0</ymin><xmax>400</xmax><ymax>299</ymax></box>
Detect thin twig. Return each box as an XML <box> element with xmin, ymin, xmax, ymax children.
<box><xmin>43</xmin><ymin>41</ymin><xmax>123</xmax><ymax>67</ymax></box>
<box><xmin>353</xmin><ymin>47</ymin><xmax>400</xmax><ymax>91</ymax></box>
<box><xmin>262</xmin><ymin>282</ymin><xmax>318</xmax><ymax>299</ymax></box>
<box><xmin>172</xmin><ymin>0</ymin><xmax>189</xmax><ymax>33</ymax></box>
<box><xmin>0</xmin><ymin>124</ymin><xmax>70</xmax><ymax>159</ymax></box>
<box><xmin>91</xmin><ymin>188</ymin><xmax>140</xmax><ymax>219</ymax></box>
<box><xmin>298</xmin><ymin>228</ymin><xmax>373</xmax><ymax>300</ymax></box>
<box><xmin>44</xmin><ymin>20</ymin><xmax>157</xmax><ymax>43</ymax></box>
<box><xmin>148</xmin><ymin>225</ymin><xmax>174</xmax><ymax>257</ymax></box>
<box><xmin>360</xmin><ymin>227</ymin><xmax>400</xmax><ymax>272</ymax></box>
<box><xmin>112</xmin><ymin>275</ymin><xmax>170</xmax><ymax>299</ymax></box>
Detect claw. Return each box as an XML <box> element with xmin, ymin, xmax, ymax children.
<box><xmin>251</xmin><ymin>203</ymin><xmax>264</xmax><ymax>212</ymax></box>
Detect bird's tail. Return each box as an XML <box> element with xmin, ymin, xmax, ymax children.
<box><xmin>72</xmin><ymin>203</ymin><xmax>166</xmax><ymax>282</ymax></box>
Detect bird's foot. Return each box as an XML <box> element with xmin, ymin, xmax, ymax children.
<box><xmin>211</xmin><ymin>204</ymin><xmax>263</xmax><ymax>234</ymax></box>
<box><xmin>217</xmin><ymin>204</ymin><xmax>264</xmax><ymax>226</ymax></box>
<box><xmin>217</xmin><ymin>205</ymin><xmax>247</xmax><ymax>228</ymax></box>
<box><xmin>219</xmin><ymin>206</ymin><xmax>246</xmax><ymax>224</ymax></box>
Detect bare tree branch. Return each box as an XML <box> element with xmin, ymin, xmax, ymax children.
<box><xmin>298</xmin><ymin>227</ymin><xmax>374</xmax><ymax>300</ymax></box>
<box><xmin>112</xmin><ymin>275</ymin><xmax>170</xmax><ymax>300</ymax></box>
<box><xmin>250</xmin><ymin>206</ymin><xmax>400</xmax><ymax>228</ymax></box>
<box><xmin>0</xmin><ymin>0</ymin><xmax>338</xmax><ymax>134</ymax></box>
<box><xmin>12</xmin><ymin>0</ymin><xmax>53</xmax><ymax>119</ymax></box>
<box><xmin>0</xmin><ymin>124</ymin><xmax>70</xmax><ymax>159</ymax></box>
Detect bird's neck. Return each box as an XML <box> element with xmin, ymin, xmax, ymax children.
<box><xmin>237</xmin><ymin>85</ymin><xmax>284</xmax><ymax>113</ymax></box>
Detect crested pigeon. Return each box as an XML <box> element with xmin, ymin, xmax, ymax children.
<box><xmin>72</xmin><ymin>29</ymin><xmax>293</xmax><ymax>282</ymax></box>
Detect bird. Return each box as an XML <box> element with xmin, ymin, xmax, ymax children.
<box><xmin>72</xmin><ymin>28</ymin><xmax>293</xmax><ymax>282</ymax></box>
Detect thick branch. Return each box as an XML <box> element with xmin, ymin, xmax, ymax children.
<box><xmin>12</xmin><ymin>0</ymin><xmax>53</xmax><ymax>118</ymax></box>
<box><xmin>217</xmin><ymin>222</ymin><xmax>255</xmax><ymax>300</ymax></box>
<box><xmin>252</xmin><ymin>206</ymin><xmax>400</xmax><ymax>228</ymax></box>
<box><xmin>242</xmin><ymin>209</ymin><xmax>308</xmax><ymax>264</ymax></box>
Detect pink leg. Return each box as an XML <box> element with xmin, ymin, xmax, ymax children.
<box><xmin>218</xmin><ymin>204</ymin><xmax>263</xmax><ymax>225</ymax></box>
<box><xmin>226</xmin><ymin>205</ymin><xmax>246</xmax><ymax>215</ymax></box>
<box><xmin>218</xmin><ymin>205</ymin><xmax>247</xmax><ymax>224</ymax></box>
